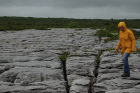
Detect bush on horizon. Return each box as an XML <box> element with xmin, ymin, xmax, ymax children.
<box><xmin>67</xmin><ymin>21</ymin><xmax>79</xmax><ymax>28</ymax></box>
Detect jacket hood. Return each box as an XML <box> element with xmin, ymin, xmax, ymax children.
<box><xmin>118</xmin><ymin>22</ymin><xmax>127</xmax><ymax>31</ymax></box>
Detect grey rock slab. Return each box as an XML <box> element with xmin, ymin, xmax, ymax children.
<box><xmin>100</xmin><ymin>51</ymin><xmax>119</xmax><ymax>57</ymax></box>
<box><xmin>5</xmin><ymin>61</ymin><xmax>61</xmax><ymax>69</ymax></box>
<box><xmin>67</xmin><ymin>74</ymin><xmax>90</xmax><ymax>86</ymax></box>
<box><xmin>13</xmin><ymin>56</ymin><xmax>31</xmax><ymax>62</ymax></box>
<box><xmin>128</xmin><ymin>72</ymin><xmax>140</xmax><ymax>80</ymax></box>
<box><xmin>134</xmin><ymin>84</ymin><xmax>140</xmax><ymax>89</ymax></box>
<box><xmin>106</xmin><ymin>88</ymin><xmax>140</xmax><ymax>93</ymax></box>
<box><xmin>100</xmin><ymin>55</ymin><xmax>121</xmax><ymax>64</ymax></box>
<box><xmin>98</xmin><ymin>68</ymin><xmax>122</xmax><ymax>74</ymax></box>
<box><xmin>0</xmin><ymin>85</ymin><xmax>47</xmax><ymax>93</ymax></box>
<box><xmin>99</xmin><ymin>60</ymin><xmax>123</xmax><ymax>69</ymax></box>
<box><xmin>72</xmin><ymin>78</ymin><xmax>90</xmax><ymax>86</ymax></box>
<box><xmin>0</xmin><ymin>58</ymin><xmax>13</xmax><ymax>63</ymax></box>
<box><xmin>96</xmin><ymin>73</ymin><xmax>121</xmax><ymax>83</ymax></box>
<box><xmin>70</xmin><ymin>49</ymin><xmax>99</xmax><ymax>56</ymax></box>
<box><xmin>94</xmin><ymin>78</ymin><xmax>140</xmax><ymax>92</ymax></box>
<box><xmin>50</xmin><ymin>50</ymin><xmax>64</xmax><ymax>55</ymax></box>
<box><xmin>129</xmin><ymin>54</ymin><xmax>140</xmax><ymax>70</ymax></box>
<box><xmin>30</xmin><ymin>80</ymin><xmax>66</xmax><ymax>92</ymax></box>
<box><xmin>70</xmin><ymin>79</ymin><xmax>90</xmax><ymax>93</ymax></box>
<box><xmin>0</xmin><ymin>81</ymin><xmax>15</xmax><ymax>86</ymax></box>
<box><xmin>0</xmin><ymin>66</ymin><xmax>5</xmax><ymax>74</ymax></box>
<box><xmin>14</xmin><ymin>71</ymin><xmax>42</xmax><ymax>84</ymax></box>
<box><xmin>136</xmin><ymin>39</ymin><xmax>140</xmax><ymax>48</ymax></box>
<box><xmin>67</xmin><ymin>56</ymin><xmax>95</xmax><ymax>77</ymax></box>
<box><xmin>94</xmin><ymin>45</ymin><xmax>107</xmax><ymax>51</ymax></box>
<box><xmin>0</xmin><ymin>67</ymin><xmax>64</xmax><ymax>83</ymax></box>
<box><xmin>94</xmin><ymin>51</ymin><xmax>140</xmax><ymax>93</ymax></box>
<box><xmin>103</xmin><ymin>40</ymin><xmax>118</xmax><ymax>49</ymax></box>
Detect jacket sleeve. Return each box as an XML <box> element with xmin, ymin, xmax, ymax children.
<box><xmin>116</xmin><ymin>40</ymin><xmax>121</xmax><ymax>50</ymax></box>
<box><xmin>116</xmin><ymin>32</ymin><xmax>121</xmax><ymax>50</ymax></box>
<box><xmin>129</xmin><ymin>31</ymin><xmax>136</xmax><ymax>51</ymax></box>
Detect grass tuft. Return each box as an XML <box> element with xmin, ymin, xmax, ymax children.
<box><xmin>58</xmin><ymin>52</ymin><xmax>70</xmax><ymax>64</ymax></box>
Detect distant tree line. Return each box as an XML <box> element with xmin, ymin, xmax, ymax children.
<box><xmin>0</xmin><ymin>16</ymin><xmax>140</xmax><ymax>31</ymax></box>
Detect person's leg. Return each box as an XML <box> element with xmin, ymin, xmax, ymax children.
<box><xmin>122</xmin><ymin>52</ymin><xmax>130</xmax><ymax>76</ymax></box>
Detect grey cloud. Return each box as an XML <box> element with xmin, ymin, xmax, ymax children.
<box><xmin>0</xmin><ymin>0</ymin><xmax>140</xmax><ymax>19</ymax></box>
<box><xmin>1</xmin><ymin>0</ymin><xmax>140</xmax><ymax>8</ymax></box>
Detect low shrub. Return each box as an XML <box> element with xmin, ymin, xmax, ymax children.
<box><xmin>94</xmin><ymin>29</ymin><xmax>113</xmax><ymax>39</ymax></box>
<box><xmin>67</xmin><ymin>21</ymin><xmax>79</xmax><ymax>28</ymax></box>
<box><xmin>136</xmin><ymin>48</ymin><xmax>140</xmax><ymax>54</ymax></box>
<box><xmin>104</xmin><ymin>34</ymin><xmax>118</xmax><ymax>43</ymax></box>
<box><xmin>132</xmin><ymin>30</ymin><xmax>140</xmax><ymax>40</ymax></box>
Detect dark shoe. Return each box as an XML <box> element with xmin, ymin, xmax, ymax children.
<box><xmin>121</xmin><ymin>74</ymin><xmax>130</xmax><ymax>77</ymax></box>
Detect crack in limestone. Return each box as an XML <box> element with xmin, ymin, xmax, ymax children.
<box><xmin>88</xmin><ymin>50</ymin><xmax>103</xmax><ymax>93</ymax></box>
<box><xmin>58</xmin><ymin>52</ymin><xmax>70</xmax><ymax>93</ymax></box>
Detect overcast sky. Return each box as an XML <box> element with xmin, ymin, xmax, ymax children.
<box><xmin>0</xmin><ymin>0</ymin><xmax>140</xmax><ymax>19</ymax></box>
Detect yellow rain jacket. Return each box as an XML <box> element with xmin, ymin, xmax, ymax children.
<box><xmin>116</xmin><ymin>22</ymin><xmax>136</xmax><ymax>55</ymax></box>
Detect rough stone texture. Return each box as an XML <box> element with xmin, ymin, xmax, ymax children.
<box><xmin>70</xmin><ymin>79</ymin><xmax>90</xmax><ymax>93</ymax></box>
<box><xmin>0</xmin><ymin>28</ymin><xmax>97</xmax><ymax>93</ymax></box>
<box><xmin>0</xmin><ymin>28</ymin><xmax>140</xmax><ymax>93</ymax></box>
<box><xmin>67</xmin><ymin>56</ymin><xmax>96</xmax><ymax>93</ymax></box>
<box><xmin>94</xmin><ymin>51</ymin><xmax>140</xmax><ymax>93</ymax></box>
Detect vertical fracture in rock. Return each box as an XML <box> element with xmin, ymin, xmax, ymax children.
<box><xmin>59</xmin><ymin>52</ymin><xmax>70</xmax><ymax>93</ymax></box>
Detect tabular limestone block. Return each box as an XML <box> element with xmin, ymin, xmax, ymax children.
<box><xmin>67</xmin><ymin>56</ymin><xmax>95</xmax><ymax>93</ymax></box>
<box><xmin>67</xmin><ymin>56</ymin><xmax>95</xmax><ymax>77</ymax></box>
<box><xmin>14</xmin><ymin>72</ymin><xmax>42</xmax><ymax>84</ymax></box>
<box><xmin>0</xmin><ymin>67</ymin><xmax>64</xmax><ymax>83</ymax></box>
<box><xmin>94</xmin><ymin>78</ymin><xmax>140</xmax><ymax>92</ymax></box>
<box><xmin>94</xmin><ymin>51</ymin><xmax>140</xmax><ymax>93</ymax></box>
<box><xmin>70</xmin><ymin>79</ymin><xmax>90</xmax><ymax>93</ymax></box>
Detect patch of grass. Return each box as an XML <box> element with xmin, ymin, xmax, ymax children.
<box><xmin>75</xmin><ymin>28</ymin><xmax>82</xmax><ymax>31</ymax></box>
<box><xmin>94</xmin><ymin>29</ymin><xmax>113</xmax><ymax>40</ymax></box>
<box><xmin>82</xmin><ymin>50</ymin><xmax>89</xmax><ymax>52</ymax></box>
<box><xmin>135</xmin><ymin>48</ymin><xmax>140</xmax><ymax>54</ymax></box>
<box><xmin>132</xmin><ymin>30</ymin><xmax>140</xmax><ymax>40</ymax></box>
<box><xmin>24</xmin><ymin>46</ymin><xmax>30</xmax><ymax>49</ymax></box>
<box><xmin>67</xmin><ymin>21</ymin><xmax>79</xmax><ymax>28</ymax></box>
<box><xmin>69</xmin><ymin>34</ymin><xmax>75</xmax><ymax>37</ymax></box>
<box><xmin>95</xmin><ymin>51</ymin><xmax>102</xmax><ymax>62</ymax></box>
<box><xmin>104</xmin><ymin>34</ymin><xmax>118</xmax><ymax>43</ymax></box>
<box><xmin>58</xmin><ymin>52</ymin><xmax>70</xmax><ymax>64</ymax></box>
<box><xmin>106</xmin><ymin>48</ymin><xmax>115</xmax><ymax>52</ymax></box>
<box><xmin>12</xmin><ymin>38</ymin><xmax>17</xmax><ymax>40</ymax></box>
<box><xmin>35</xmin><ymin>27</ymin><xmax>51</xmax><ymax>30</ymax></box>
<box><xmin>94</xmin><ymin>29</ymin><xmax>119</xmax><ymax>43</ymax></box>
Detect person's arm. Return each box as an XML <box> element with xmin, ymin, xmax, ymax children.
<box><xmin>129</xmin><ymin>31</ymin><xmax>136</xmax><ymax>52</ymax></box>
<box><xmin>116</xmin><ymin>40</ymin><xmax>121</xmax><ymax>52</ymax></box>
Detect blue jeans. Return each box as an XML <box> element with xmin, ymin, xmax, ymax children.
<box><xmin>122</xmin><ymin>53</ymin><xmax>130</xmax><ymax>75</ymax></box>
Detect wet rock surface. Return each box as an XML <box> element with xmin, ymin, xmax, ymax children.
<box><xmin>0</xmin><ymin>28</ymin><xmax>140</xmax><ymax>93</ymax></box>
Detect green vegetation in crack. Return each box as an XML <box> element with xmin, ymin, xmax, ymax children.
<box><xmin>58</xmin><ymin>51</ymin><xmax>70</xmax><ymax>93</ymax></box>
<box><xmin>69</xmin><ymin>34</ymin><xmax>75</xmax><ymax>37</ymax></box>
<box><xmin>105</xmin><ymin>48</ymin><xmax>115</xmax><ymax>52</ymax></box>
<box><xmin>58</xmin><ymin>52</ymin><xmax>70</xmax><ymax>64</ymax></box>
<box><xmin>95</xmin><ymin>51</ymin><xmax>103</xmax><ymax>70</ymax></box>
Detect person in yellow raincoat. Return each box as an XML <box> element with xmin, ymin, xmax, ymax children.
<box><xmin>116</xmin><ymin>22</ymin><xmax>136</xmax><ymax>77</ymax></box>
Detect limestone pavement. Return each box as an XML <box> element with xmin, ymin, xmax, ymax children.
<box><xmin>0</xmin><ymin>28</ymin><xmax>140</xmax><ymax>93</ymax></box>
